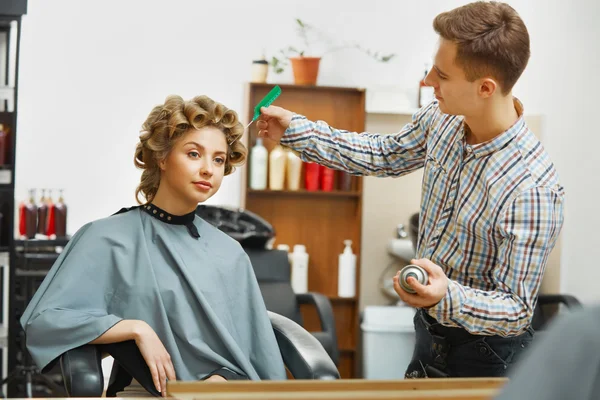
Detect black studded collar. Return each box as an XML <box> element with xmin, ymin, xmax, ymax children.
<box><xmin>141</xmin><ymin>203</ymin><xmax>200</xmax><ymax>239</ymax></box>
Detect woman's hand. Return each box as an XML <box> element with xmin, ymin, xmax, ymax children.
<box><xmin>133</xmin><ymin>321</ymin><xmax>177</xmax><ymax>397</ymax></box>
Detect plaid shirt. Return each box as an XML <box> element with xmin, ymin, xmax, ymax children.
<box><xmin>281</xmin><ymin>99</ymin><xmax>564</xmax><ymax>337</ymax></box>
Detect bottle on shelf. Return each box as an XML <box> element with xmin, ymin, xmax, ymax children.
<box><xmin>338</xmin><ymin>240</ymin><xmax>357</xmax><ymax>298</ymax></box>
<box><xmin>45</xmin><ymin>189</ymin><xmax>56</xmax><ymax>237</ymax></box>
<box><xmin>290</xmin><ymin>244</ymin><xmax>309</xmax><ymax>293</ymax></box>
<box><xmin>19</xmin><ymin>189</ymin><xmax>37</xmax><ymax>239</ymax></box>
<box><xmin>320</xmin><ymin>165</ymin><xmax>335</xmax><ymax>192</ymax></box>
<box><xmin>305</xmin><ymin>163</ymin><xmax>320</xmax><ymax>191</ymax></box>
<box><xmin>36</xmin><ymin>189</ymin><xmax>48</xmax><ymax>238</ymax></box>
<box><xmin>338</xmin><ymin>171</ymin><xmax>353</xmax><ymax>191</ymax></box>
<box><xmin>268</xmin><ymin>145</ymin><xmax>286</xmax><ymax>190</ymax></box>
<box><xmin>249</xmin><ymin>138</ymin><xmax>268</xmax><ymax>190</ymax></box>
<box><xmin>54</xmin><ymin>189</ymin><xmax>67</xmax><ymax>238</ymax></box>
<box><xmin>418</xmin><ymin>63</ymin><xmax>435</xmax><ymax>107</ymax></box>
<box><xmin>0</xmin><ymin>124</ymin><xmax>7</xmax><ymax>165</ymax></box>
<box><xmin>250</xmin><ymin>52</ymin><xmax>269</xmax><ymax>83</ymax></box>
<box><xmin>18</xmin><ymin>200</ymin><xmax>26</xmax><ymax>238</ymax></box>
<box><xmin>285</xmin><ymin>149</ymin><xmax>302</xmax><ymax>190</ymax></box>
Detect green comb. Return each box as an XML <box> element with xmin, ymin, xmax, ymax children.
<box><xmin>246</xmin><ymin>85</ymin><xmax>282</xmax><ymax>129</ymax></box>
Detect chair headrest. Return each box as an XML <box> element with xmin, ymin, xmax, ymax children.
<box><xmin>244</xmin><ymin>248</ymin><xmax>291</xmax><ymax>282</ymax></box>
<box><xmin>195</xmin><ymin>205</ymin><xmax>275</xmax><ymax>248</ymax></box>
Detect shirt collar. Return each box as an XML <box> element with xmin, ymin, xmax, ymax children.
<box><xmin>460</xmin><ymin>97</ymin><xmax>525</xmax><ymax>158</ymax></box>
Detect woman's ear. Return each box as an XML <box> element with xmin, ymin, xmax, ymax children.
<box><xmin>159</xmin><ymin>157</ymin><xmax>167</xmax><ymax>171</ymax></box>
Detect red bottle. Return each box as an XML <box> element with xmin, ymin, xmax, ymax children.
<box><xmin>18</xmin><ymin>201</ymin><xmax>26</xmax><ymax>237</ymax></box>
<box><xmin>305</xmin><ymin>163</ymin><xmax>320</xmax><ymax>191</ymax></box>
<box><xmin>46</xmin><ymin>190</ymin><xmax>56</xmax><ymax>237</ymax></box>
<box><xmin>320</xmin><ymin>166</ymin><xmax>335</xmax><ymax>191</ymax></box>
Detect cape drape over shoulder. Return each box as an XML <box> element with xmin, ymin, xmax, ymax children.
<box><xmin>20</xmin><ymin>208</ymin><xmax>286</xmax><ymax>380</ymax></box>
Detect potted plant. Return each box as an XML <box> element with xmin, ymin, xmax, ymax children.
<box><xmin>270</xmin><ymin>19</ymin><xmax>396</xmax><ymax>85</ymax></box>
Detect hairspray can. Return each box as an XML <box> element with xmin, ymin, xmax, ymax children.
<box><xmin>399</xmin><ymin>264</ymin><xmax>429</xmax><ymax>294</ymax></box>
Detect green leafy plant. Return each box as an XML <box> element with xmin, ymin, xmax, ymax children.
<box><xmin>270</xmin><ymin>19</ymin><xmax>396</xmax><ymax>74</ymax></box>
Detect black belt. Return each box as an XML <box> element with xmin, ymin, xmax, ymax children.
<box><xmin>417</xmin><ymin>308</ymin><xmax>532</xmax><ymax>343</ymax></box>
<box><xmin>417</xmin><ymin>309</ymin><xmax>493</xmax><ymax>345</ymax></box>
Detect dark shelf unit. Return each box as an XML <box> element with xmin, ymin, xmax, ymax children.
<box><xmin>0</xmin><ymin>5</ymin><xmax>23</xmax><ymax>397</ymax></box>
<box><xmin>0</xmin><ymin>2</ymin><xmax>63</xmax><ymax>398</ymax></box>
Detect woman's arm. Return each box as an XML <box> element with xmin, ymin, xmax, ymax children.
<box><xmin>91</xmin><ymin>319</ymin><xmax>176</xmax><ymax>397</ymax></box>
<box><xmin>89</xmin><ymin>319</ymin><xmax>146</xmax><ymax>344</ymax></box>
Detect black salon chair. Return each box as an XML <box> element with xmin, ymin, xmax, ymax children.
<box><xmin>531</xmin><ymin>294</ymin><xmax>581</xmax><ymax>331</ymax></box>
<box><xmin>58</xmin><ymin>311</ymin><xmax>340</xmax><ymax>397</ymax></box>
<box><xmin>195</xmin><ymin>205</ymin><xmax>339</xmax><ymax>366</ymax></box>
<box><xmin>245</xmin><ymin>248</ymin><xmax>339</xmax><ymax>366</ymax></box>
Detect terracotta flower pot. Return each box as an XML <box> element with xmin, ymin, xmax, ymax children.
<box><xmin>290</xmin><ymin>56</ymin><xmax>321</xmax><ymax>85</ymax></box>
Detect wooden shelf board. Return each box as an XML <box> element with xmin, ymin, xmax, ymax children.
<box><xmin>248</xmin><ymin>82</ymin><xmax>365</xmax><ymax>93</ymax></box>
<box><xmin>248</xmin><ymin>189</ymin><xmax>360</xmax><ymax>198</ymax></box>
<box><xmin>328</xmin><ymin>295</ymin><xmax>358</xmax><ymax>302</ymax></box>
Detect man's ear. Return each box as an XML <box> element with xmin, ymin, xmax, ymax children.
<box><xmin>478</xmin><ymin>77</ymin><xmax>498</xmax><ymax>98</ymax></box>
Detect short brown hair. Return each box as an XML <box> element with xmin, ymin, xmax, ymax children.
<box><xmin>433</xmin><ymin>1</ymin><xmax>530</xmax><ymax>94</ymax></box>
<box><xmin>134</xmin><ymin>95</ymin><xmax>247</xmax><ymax>204</ymax></box>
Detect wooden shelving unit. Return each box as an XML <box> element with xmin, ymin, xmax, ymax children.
<box><xmin>242</xmin><ymin>83</ymin><xmax>366</xmax><ymax>378</ymax></box>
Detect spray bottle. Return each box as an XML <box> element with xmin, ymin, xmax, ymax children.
<box><xmin>338</xmin><ymin>240</ymin><xmax>357</xmax><ymax>297</ymax></box>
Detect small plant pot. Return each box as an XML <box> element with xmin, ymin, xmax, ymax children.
<box><xmin>290</xmin><ymin>56</ymin><xmax>321</xmax><ymax>85</ymax></box>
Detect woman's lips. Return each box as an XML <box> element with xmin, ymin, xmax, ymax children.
<box><xmin>193</xmin><ymin>182</ymin><xmax>212</xmax><ymax>191</ymax></box>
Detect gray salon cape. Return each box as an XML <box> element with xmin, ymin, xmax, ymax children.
<box><xmin>20</xmin><ymin>206</ymin><xmax>287</xmax><ymax>381</ymax></box>
<box><xmin>495</xmin><ymin>304</ymin><xmax>600</xmax><ymax>399</ymax></box>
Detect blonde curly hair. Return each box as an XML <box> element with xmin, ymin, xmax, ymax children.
<box><xmin>134</xmin><ymin>95</ymin><xmax>247</xmax><ymax>204</ymax></box>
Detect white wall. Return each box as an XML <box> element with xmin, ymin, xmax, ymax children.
<box><xmin>515</xmin><ymin>0</ymin><xmax>600</xmax><ymax>303</ymax></box>
<box><xmin>15</xmin><ymin>0</ymin><xmax>600</xmax><ymax>302</ymax></box>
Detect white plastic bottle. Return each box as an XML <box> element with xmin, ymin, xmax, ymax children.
<box><xmin>286</xmin><ymin>149</ymin><xmax>303</xmax><ymax>190</ymax></box>
<box><xmin>249</xmin><ymin>138</ymin><xmax>268</xmax><ymax>190</ymax></box>
<box><xmin>290</xmin><ymin>244</ymin><xmax>309</xmax><ymax>293</ymax></box>
<box><xmin>269</xmin><ymin>145</ymin><xmax>286</xmax><ymax>190</ymax></box>
<box><xmin>338</xmin><ymin>240</ymin><xmax>356</xmax><ymax>297</ymax></box>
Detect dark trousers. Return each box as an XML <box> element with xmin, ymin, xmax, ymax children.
<box><xmin>405</xmin><ymin>309</ymin><xmax>534</xmax><ymax>378</ymax></box>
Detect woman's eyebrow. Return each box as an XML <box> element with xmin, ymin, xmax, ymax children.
<box><xmin>184</xmin><ymin>141</ymin><xmax>226</xmax><ymax>156</ymax></box>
